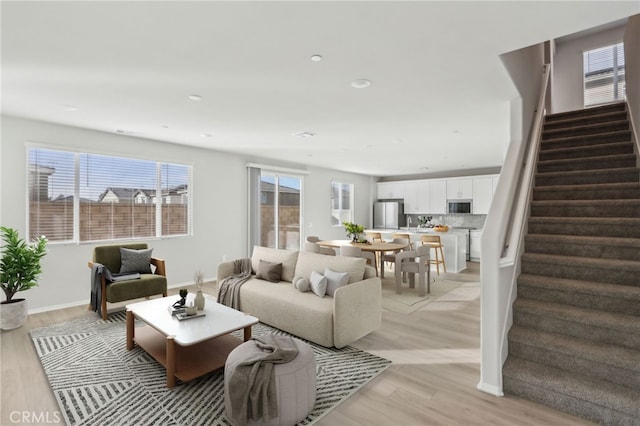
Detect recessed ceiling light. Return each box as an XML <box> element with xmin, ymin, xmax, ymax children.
<box><xmin>452</xmin><ymin>130</ymin><xmax>460</xmax><ymax>134</ymax></box>
<box><xmin>351</xmin><ymin>79</ymin><xmax>371</xmax><ymax>89</ymax></box>
<box><xmin>391</xmin><ymin>139</ymin><xmax>402</xmax><ymax>145</ymax></box>
<box><xmin>200</xmin><ymin>132</ymin><xmax>212</xmax><ymax>138</ymax></box>
<box><xmin>310</xmin><ymin>54</ymin><xmax>323</xmax><ymax>62</ymax></box>
<box><xmin>422</xmin><ymin>167</ymin><xmax>430</xmax><ymax>170</ymax></box>
<box><xmin>293</xmin><ymin>131</ymin><xmax>315</xmax><ymax>138</ymax></box>
<box><xmin>189</xmin><ymin>94</ymin><xmax>203</xmax><ymax>101</ymax></box>
<box><xmin>61</xmin><ymin>105</ymin><xmax>77</xmax><ymax>111</ymax></box>
<box><xmin>161</xmin><ymin>125</ymin><xmax>169</xmax><ymax>129</ymax></box>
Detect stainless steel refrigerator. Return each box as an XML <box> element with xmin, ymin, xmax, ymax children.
<box><xmin>373</xmin><ymin>201</ymin><xmax>406</xmax><ymax>229</ymax></box>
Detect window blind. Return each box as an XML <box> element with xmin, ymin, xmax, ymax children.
<box><xmin>27</xmin><ymin>147</ymin><xmax>192</xmax><ymax>243</ymax></box>
<box><xmin>583</xmin><ymin>42</ymin><xmax>626</xmax><ymax>107</ymax></box>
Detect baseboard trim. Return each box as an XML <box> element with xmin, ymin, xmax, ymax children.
<box><xmin>477</xmin><ymin>381</ymin><xmax>504</xmax><ymax>397</ymax></box>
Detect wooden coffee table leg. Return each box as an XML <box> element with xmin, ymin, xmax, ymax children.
<box><xmin>126</xmin><ymin>310</ymin><xmax>134</xmax><ymax>350</ymax></box>
<box><xmin>244</xmin><ymin>325</ymin><xmax>252</xmax><ymax>341</ymax></box>
<box><xmin>166</xmin><ymin>336</ymin><xmax>176</xmax><ymax>388</ymax></box>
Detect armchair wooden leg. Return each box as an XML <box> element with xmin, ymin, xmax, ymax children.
<box><xmin>101</xmin><ymin>298</ymin><xmax>108</xmax><ymax>320</ymax></box>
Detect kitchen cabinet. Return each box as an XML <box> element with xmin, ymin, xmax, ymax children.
<box><xmin>404</xmin><ymin>180</ymin><xmax>431</xmax><ymax>213</ymax></box>
<box><xmin>377</xmin><ymin>181</ymin><xmax>405</xmax><ymax>199</ymax></box>
<box><xmin>472</xmin><ymin>177</ymin><xmax>494</xmax><ymax>214</ymax></box>
<box><xmin>447</xmin><ymin>178</ymin><xmax>473</xmax><ymax>200</ymax></box>
<box><xmin>430</xmin><ymin>179</ymin><xmax>447</xmax><ymax>214</ymax></box>
<box><xmin>470</xmin><ymin>230</ymin><xmax>482</xmax><ymax>261</ymax></box>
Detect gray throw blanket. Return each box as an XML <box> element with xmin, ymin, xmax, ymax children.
<box><xmin>227</xmin><ymin>335</ymin><xmax>299</xmax><ymax>426</ymax></box>
<box><xmin>90</xmin><ymin>263</ymin><xmax>141</xmax><ymax>315</ymax></box>
<box><xmin>217</xmin><ymin>258</ymin><xmax>252</xmax><ymax>310</ymax></box>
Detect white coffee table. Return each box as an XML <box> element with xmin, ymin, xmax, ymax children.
<box><xmin>126</xmin><ymin>294</ymin><xmax>258</xmax><ymax>388</ymax></box>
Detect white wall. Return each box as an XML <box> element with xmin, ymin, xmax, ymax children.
<box><xmin>624</xmin><ymin>15</ymin><xmax>640</xmax><ymax>149</ymax></box>
<box><xmin>0</xmin><ymin>116</ymin><xmax>373</xmax><ymax>312</ymax></box>
<box><xmin>553</xmin><ymin>24</ymin><xmax>626</xmax><ymax>113</ymax></box>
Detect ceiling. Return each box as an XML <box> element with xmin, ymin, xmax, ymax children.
<box><xmin>2</xmin><ymin>1</ymin><xmax>638</xmax><ymax>177</ymax></box>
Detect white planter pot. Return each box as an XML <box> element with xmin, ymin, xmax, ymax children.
<box><xmin>0</xmin><ymin>299</ymin><xmax>28</xmax><ymax>330</ymax></box>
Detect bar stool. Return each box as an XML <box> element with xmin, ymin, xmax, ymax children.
<box><xmin>392</xmin><ymin>233</ymin><xmax>413</xmax><ymax>250</ymax></box>
<box><xmin>420</xmin><ymin>234</ymin><xmax>447</xmax><ymax>275</ymax></box>
<box><xmin>365</xmin><ymin>232</ymin><xmax>383</xmax><ymax>243</ymax></box>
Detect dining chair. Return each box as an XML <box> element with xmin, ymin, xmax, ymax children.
<box><xmin>394</xmin><ymin>244</ymin><xmax>431</xmax><ymax>297</ymax></box>
<box><xmin>380</xmin><ymin>237</ymin><xmax>410</xmax><ymax>280</ymax></box>
<box><xmin>392</xmin><ymin>233</ymin><xmax>413</xmax><ymax>250</ymax></box>
<box><xmin>420</xmin><ymin>235</ymin><xmax>447</xmax><ymax>275</ymax></box>
<box><xmin>339</xmin><ymin>246</ymin><xmax>377</xmax><ymax>275</ymax></box>
<box><xmin>365</xmin><ymin>232</ymin><xmax>384</xmax><ymax>243</ymax></box>
<box><xmin>304</xmin><ymin>241</ymin><xmax>335</xmax><ymax>256</ymax></box>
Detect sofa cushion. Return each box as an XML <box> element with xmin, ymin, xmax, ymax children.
<box><xmin>256</xmin><ymin>260</ymin><xmax>283</xmax><ymax>283</ymax></box>
<box><xmin>324</xmin><ymin>268</ymin><xmax>349</xmax><ymax>297</ymax></box>
<box><xmin>294</xmin><ymin>251</ymin><xmax>366</xmax><ymax>284</ymax></box>
<box><xmin>239</xmin><ymin>278</ymin><xmax>335</xmax><ymax>347</ymax></box>
<box><xmin>251</xmin><ymin>246</ymin><xmax>299</xmax><ymax>282</ymax></box>
<box><xmin>310</xmin><ymin>271</ymin><xmax>327</xmax><ymax>297</ymax></box>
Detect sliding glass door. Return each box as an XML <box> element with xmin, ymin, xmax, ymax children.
<box><xmin>260</xmin><ymin>173</ymin><xmax>302</xmax><ymax>250</ymax></box>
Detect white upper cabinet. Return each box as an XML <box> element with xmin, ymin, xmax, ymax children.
<box><xmin>446</xmin><ymin>178</ymin><xmax>473</xmax><ymax>200</ymax></box>
<box><xmin>472</xmin><ymin>177</ymin><xmax>494</xmax><ymax>214</ymax></box>
<box><xmin>403</xmin><ymin>181</ymin><xmax>418</xmax><ymax>213</ymax></box>
<box><xmin>377</xmin><ymin>181</ymin><xmax>405</xmax><ymax>199</ymax></box>
<box><xmin>430</xmin><ymin>179</ymin><xmax>447</xmax><ymax>214</ymax></box>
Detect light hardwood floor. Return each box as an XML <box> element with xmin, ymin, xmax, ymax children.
<box><xmin>0</xmin><ymin>262</ymin><xmax>593</xmax><ymax>425</ymax></box>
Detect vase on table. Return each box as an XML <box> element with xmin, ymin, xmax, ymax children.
<box><xmin>195</xmin><ymin>290</ymin><xmax>205</xmax><ymax>310</ymax></box>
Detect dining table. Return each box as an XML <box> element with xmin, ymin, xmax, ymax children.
<box><xmin>317</xmin><ymin>239</ymin><xmax>409</xmax><ymax>276</ymax></box>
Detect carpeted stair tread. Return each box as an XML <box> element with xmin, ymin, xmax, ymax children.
<box><xmin>538</xmin><ymin>141</ymin><xmax>634</xmax><ymax>162</ymax></box>
<box><xmin>503</xmin><ymin>357</ymin><xmax>640</xmax><ymax>421</ymax></box>
<box><xmin>518</xmin><ymin>273</ymin><xmax>640</xmax><ymax>316</ymax></box>
<box><xmin>521</xmin><ymin>252</ymin><xmax>640</xmax><ymax>272</ymax></box>
<box><xmin>537</xmin><ymin>153</ymin><xmax>636</xmax><ymax>173</ymax></box>
<box><xmin>518</xmin><ymin>273</ymin><xmax>640</xmax><ymax>302</ymax></box>
<box><xmin>527</xmin><ymin>217</ymin><xmax>640</xmax><ymax>238</ymax></box>
<box><xmin>542</xmin><ymin>120</ymin><xmax>629</xmax><ymax>140</ymax></box>
<box><xmin>530</xmin><ymin>199</ymin><xmax>640</xmax><ymax>218</ymax></box>
<box><xmin>540</xmin><ymin>130</ymin><xmax>631</xmax><ymax>150</ymax></box>
<box><xmin>524</xmin><ymin>233</ymin><xmax>640</xmax><ymax>260</ymax></box>
<box><xmin>544</xmin><ymin>102</ymin><xmax>626</xmax><ymax>122</ymax></box>
<box><xmin>543</xmin><ymin>110</ymin><xmax>628</xmax><ymax>130</ymax></box>
<box><xmin>533</xmin><ymin>182</ymin><xmax>640</xmax><ymax>200</ymax></box>
<box><xmin>535</xmin><ymin>167</ymin><xmax>640</xmax><ymax>186</ymax></box>
<box><xmin>509</xmin><ymin>326</ymin><xmax>640</xmax><ymax>375</ymax></box>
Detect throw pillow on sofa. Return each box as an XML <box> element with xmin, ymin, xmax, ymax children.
<box><xmin>324</xmin><ymin>268</ymin><xmax>349</xmax><ymax>296</ymax></box>
<box><xmin>256</xmin><ymin>260</ymin><xmax>283</xmax><ymax>283</ymax></box>
<box><xmin>310</xmin><ymin>271</ymin><xmax>327</xmax><ymax>297</ymax></box>
<box><xmin>120</xmin><ymin>248</ymin><xmax>153</xmax><ymax>274</ymax></box>
<box><xmin>293</xmin><ymin>276</ymin><xmax>311</xmax><ymax>292</ymax></box>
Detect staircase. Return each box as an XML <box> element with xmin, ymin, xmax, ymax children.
<box><xmin>502</xmin><ymin>102</ymin><xmax>640</xmax><ymax>425</ymax></box>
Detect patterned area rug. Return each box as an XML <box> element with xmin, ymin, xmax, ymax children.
<box><xmin>30</xmin><ymin>312</ymin><xmax>390</xmax><ymax>426</ymax></box>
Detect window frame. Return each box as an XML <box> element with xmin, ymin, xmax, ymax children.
<box><xmin>583</xmin><ymin>42</ymin><xmax>626</xmax><ymax>107</ymax></box>
<box><xmin>330</xmin><ymin>181</ymin><xmax>354</xmax><ymax>226</ymax></box>
<box><xmin>26</xmin><ymin>145</ymin><xmax>193</xmax><ymax>245</ymax></box>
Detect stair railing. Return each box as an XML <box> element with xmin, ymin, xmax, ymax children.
<box><xmin>478</xmin><ymin>64</ymin><xmax>551</xmax><ymax>396</ymax></box>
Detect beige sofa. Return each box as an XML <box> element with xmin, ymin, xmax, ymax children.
<box><xmin>216</xmin><ymin>246</ymin><xmax>382</xmax><ymax>348</ymax></box>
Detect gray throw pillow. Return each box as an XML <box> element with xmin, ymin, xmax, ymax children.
<box><xmin>120</xmin><ymin>248</ymin><xmax>153</xmax><ymax>274</ymax></box>
<box><xmin>310</xmin><ymin>271</ymin><xmax>327</xmax><ymax>297</ymax></box>
<box><xmin>292</xmin><ymin>276</ymin><xmax>311</xmax><ymax>292</ymax></box>
<box><xmin>324</xmin><ymin>268</ymin><xmax>350</xmax><ymax>297</ymax></box>
<box><xmin>256</xmin><ymin>260</ymin><xmax>283</xmax><ymax>283</ymax></box>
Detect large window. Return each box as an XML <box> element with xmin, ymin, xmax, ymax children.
<box><xmin>583</xmin><ymin>42</ymin><xmax>626</xmax><ymax>107</ymax></box>
<box><xmin>259</xmin><ymin>173</ymin><xmax>302</xmax><ymax>250</ymax></box>
<box><xmin>331</xmin><ymin>181</ymin><xmax>354</xmax><ymax>226</ymax></box>
<box><xmin>28</xmin><ymin>147</ymin><xmax>192</xmax><ymax>243</ymax></box>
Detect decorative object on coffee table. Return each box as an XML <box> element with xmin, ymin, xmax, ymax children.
<box><xmin>194</xmin><ymin>270</ymin><xmax>205</xmax><ymax>310</ymax></box>
<box><xmin>173</xmin><ymin>288</ymin><xmax>188</xmax><ymax>309</ymax></box>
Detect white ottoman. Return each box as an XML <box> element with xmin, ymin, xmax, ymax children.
<box><xmin>224</xmin><ymin>337</ymin><xmax>317</xmax><ymax>426</ymax></box>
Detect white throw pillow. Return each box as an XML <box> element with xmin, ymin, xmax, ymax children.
<box><xmin>309</xmin><ymin>271</ymin><xmax>327</xmax><ymax>297</ymax></box>
<box><xmin>324</xmin><ymin>268</ymin><xmax>350</xmax><ymax>297</ymax></box>
<box><xmin>292</xmin><ymin>276</ymin><xmax>311</xmax><ymax>292</ymax></box>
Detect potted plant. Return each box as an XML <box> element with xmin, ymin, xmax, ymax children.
<box><xmin>0</xmin><ymin>227</ymin><xmax>48</xmax><ymax>330</ymax></box>
<box><xmin>342</xmin><ymin>221</ymin><xmax>365</xmax><ymax>242</ymax></box>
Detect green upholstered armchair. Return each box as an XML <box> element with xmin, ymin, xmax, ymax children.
<box><xmin>88</xmin><ymin>242</ymin><xmax>167</xmax><ymax>320</ymax></box>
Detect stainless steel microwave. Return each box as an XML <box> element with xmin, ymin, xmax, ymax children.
<box><xmin>447</xmin><ymin>200</ymin><xmax>472</xmax><ymax>214</ymax></box>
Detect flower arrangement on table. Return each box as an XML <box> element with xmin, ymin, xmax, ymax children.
<box><xmin>342</xmin><ymin>221</ymin><xmax>365</xmax><ymax>243</ymax></box>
